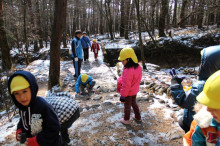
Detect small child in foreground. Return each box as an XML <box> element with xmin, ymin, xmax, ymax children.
<box><xmin>8</xmin><ymin>70</ymin><xmax>62</xmax><ymax>146</ymax></box>
<box><xmin>183</xmin><ymin>70</ymin><xmax>220</xmax><ymax>145</ymax></box>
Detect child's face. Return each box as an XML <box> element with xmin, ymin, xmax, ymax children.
<box><xmin>122</xmin><ymin>60</ymin><xmax>127</xmax><ymax>66</ymax></box>
<box><xmin>83</xmin><ymin>34</ymin><xmax>86</xmax><ymax>37</ymax></box>
<box><xmin>13</xmin><ymin>87</ymin><xmax>32</xmax><ymax>106</ymax></box>
<box><xmin>207</xmin><ymin>107</ymin><xmax>220</xmax><ymax>123</ymax></box>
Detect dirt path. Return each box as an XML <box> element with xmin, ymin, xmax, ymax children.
<box><xmin>1</xmin><ymin>48</ymin><xmax>185</xmax><ymax>145</ymax></box>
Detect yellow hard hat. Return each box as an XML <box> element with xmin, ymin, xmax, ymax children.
<box><xmin>10</xmin><ymin>76</ymin><xmax>30</xmax><ymax>94</ymax></box>
<box><xmin>93</xmin><ymin>39</ymin><xmax>97</xmax><ymax>43</ymax></box>
<box><xmin>197</xmin><ymin>70</ymin><xmax>220</xmax><ymax>109</ymax></box>
<box><xmin>81</xmin><ymin>74</ymin><xmax>88</xmax><ymax>83</ymax></box>
<box><xmin>118</xmin><ymin>48</ymin><xmax>138</xmax><ymax>63</ymax></box>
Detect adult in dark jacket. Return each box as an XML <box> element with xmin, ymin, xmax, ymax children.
<box><xmin>81</xmin><ymin>32</ymin><xmax>91</xmax><ymax>62</ymax></box>
<box><xmin>45</xmin><ymin>92</ymin><xmax>80</xmax><ymax>146</ymax></box>
<box><xmin>8</xmin><ymin>70</ymin><xmax>62</xmax><ymax>146</ymax></box>
<box><xmin>170</xmin><ymin>45</ymin><xmax>220</xmax><ymax>133</ymax></box>
<box><xmin>71</xmin><ymin>30</ymin><xmax>83</xmax><ymax>78</ymax></box>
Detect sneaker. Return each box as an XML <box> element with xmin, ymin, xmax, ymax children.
<box><xmin>120</xmin><ymin>118</ymin><xmax>130</xmax><ymax>125</ymax></box>
<box><xmin>132</xmin><ymin>115</ymin><xmax>142</xmax><ymax>122</ymax></box>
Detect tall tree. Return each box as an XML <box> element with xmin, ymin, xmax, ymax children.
<box><xmin>120</xmin><ymin>0</ymin><xmax>125</xmax><ymax>37</ymax></box>
<box><xmin>48</xmin><ymin>0</ymin><xmax>67</xmax><ymax>90</ymax></box>
<box><xmin>0</xmin><ymin>0</ymin><xmax>12</xmax><ymax>70</ymax></box>
<box><xmin>104</xmin><ymin>0</ymin><xmax>114</xmax><ymax>40</ymax></box>
<box><xmin>124</xmin><ymin>0</ymin><xmax>130</xmax><ymax>39</ymax></box>
<box><xmin>172</xmin><ymin>0</ymin><xmax>178</xmax><ymax>27</ymax></box>
<box><xmin>36</xmin><ymin>0</ymin><xmax>44</xmax><ymax>49</ymax></box>
<box><xmin>180</xmin><ymin>0</ymin><xmax>188</xmax><ymax>28</ymax></box>
<box><xmin>134</xmin><ymin>0</ymin><xmax>146</xmax><ymax>70</ymax></box>
<box><xmin>158</xmin><ymin>0</ymin><xmax>168</xmax><ymax>37</ymax></box>
<box><xmin>197</xmin><ymin>0</ymin><xmax>205</xmax><ymax>29</ymax></box>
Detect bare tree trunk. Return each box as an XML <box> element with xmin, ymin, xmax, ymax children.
<box><xmin>159</xmin><ymin>0</ymin><xmax>168</xmax><ymax>37</ymax></box>
<box><xmin>120</xmin><ymin>0</ymin><xmax>125</xmax><ymax>37</ymax></box>
<box><xmin>27</xmin><ymin>0</ymin><xmax>39</xmax><ymax>52</ymax></box>
<box><xmin>172</xmin><ymin>0</ymin><xmax>178</xmax><ymax>27</ymax></box>
<box><xmin>150</xmin><ymin>0</ymin><xmax>157</xmax><ymax>35</ymax></box>
<box><xmin>63</xmin><ymin>3</ymin><xmax>67</xmax><ymax>48</ymax></box>
<box><xmin>124</xmin><ymin>0</ymin><xmax>130</xmax><ymax>39</ymax></box>
<box><xmin>36</xmin><ymin>0</ymin><xmax>43</xmax><ymax>49</ymax></box>
<box><xmin>0</xmin><ymin>0</ymin><xmax>12</xmax><ymax>70</ymax></box>
<box><xmin>48</xmin><ymin>0</ymin><xmax>67</xmax><ymax>90</ymax></box>
<box><xmin>104</xmin><ymin>0</ymin><xmax>114</xmax><ymax>40</ymax></box>
<box><xmin>22</xmin><ymin>0</ymin><xmax>29</xmax><ymax>65</ymax></box>
<box><xmin>134</xmin><ymin>0</ymin><xmax>146</xmax><ymax>70</ymax></box>
<box><xmin>197</xmin><ymin>0</ymin><xmax>205</xmax><ymax>29</ymax></box>
<box><xmin>190</xmin><ymin>0</ymin><xmax>196</xmax><ymax>26</ymax></box>
<box><xmin>180</xmin><ymin>0</ymin><xmax>188</xmax><ymax>28</ymax></box>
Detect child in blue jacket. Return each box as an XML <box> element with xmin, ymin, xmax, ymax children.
<box><xmin>75</xmin><ymin>74</ymin><xmax>96</xmax><ymax>95</ymax></box>
<box><xmin>8</xmin><ymin>71</ymin><xmax>62</xmax><ymax>146</ymax></box>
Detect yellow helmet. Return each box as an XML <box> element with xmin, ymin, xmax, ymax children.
<box><xmin>81</xmin><ymin>74</ymin><xmax>88</xmax><ymax>83</ymax></box>
<box><xmin>93</xmin><ymin>39</ymin><xmax>97</xmax><ymax>43</ymax></box>
<box><xmin>10</xmin><ymin>75</ymin><xmax>30</xmax><ymax>94</ymax></box>
<box><xmin>197</xmin><ymin>70</ymin><xmax>220</xmax><ymax>109</ymax></box>
<box><xmin>118</xmin><ymin>48</ymin><xmax>138</xmax><ymax>63</ymax></box>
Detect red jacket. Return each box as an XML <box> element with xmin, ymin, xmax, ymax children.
<box><xmin>91</xmin><ymin>43</ymin><xmax>100</xmax><ymax>53</ymax></box>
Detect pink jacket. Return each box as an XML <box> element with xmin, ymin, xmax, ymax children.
<box><xmin>120</xmin><ymin>65</ymin><xmax>142</xmax><ymax>97</ymax></box>
<box><xmin>117</xmin><ymin>76</ymin><xmax>122</xmax><ymax>93</ymax></box>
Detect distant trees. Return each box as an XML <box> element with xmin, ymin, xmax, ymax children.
<box><xmin>158</xmin><ymin>0</ymin><xmax>168</xmax><ymax>37</ymax></box>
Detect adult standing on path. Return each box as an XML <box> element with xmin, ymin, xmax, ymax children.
<box><xmin>81</xmin><ymin>32</ymin><xmax>91</xmax><ymax>62</ymax></box>
<box><xmin>71</xmin><ymin>30</ymin><xmax>83</xmax><ymax>78</ymax></box>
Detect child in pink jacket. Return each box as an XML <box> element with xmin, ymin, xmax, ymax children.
<box><xmin>91</xmin><ymin>39</ymin><xmax>100</xmax><ymax>60</ymax></box>
<box><xmin>118</xmin><ymin>48</ymin><xmax>142</xmax><ymax>125</ymax></box>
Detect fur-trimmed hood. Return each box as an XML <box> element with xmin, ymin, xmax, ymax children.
<box><xmin>193</xmin><ymin>103</ymin><xmax>213</xmax><ymax>128</ymax></box>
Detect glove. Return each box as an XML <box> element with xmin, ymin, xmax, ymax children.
<box><xmin>169</xmin><ymin>68</ymin><xmax>185</xmax><ymax>85</ymax></box>
<box><xmin>28</xmin><ymin>136</ymin><xmax>39</xmax><ymax>146</ymax></box>
<box><xmin>120</xmin><ymin>96</ymin><xmax>125</xmax><ymax>103</ymax></box>
<box><xmin>75</xmin><ymin>57</ymin><xmax>78</xmax><ymax>62</ymax></box>
<box><xmin>16</xmin><ymin>128</ymin><xmax>22</xmax><ymax>141</ymax></box>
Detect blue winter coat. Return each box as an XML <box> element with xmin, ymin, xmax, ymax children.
<box><xmin>81</xmin><ymin>36</ymin><xmax>91</xmax><ymax>48</ymax></box>
<box><xmin>8</xmin><ymin>71</ymin><xmax>62</xmax><ymax>146</ymax></box>
<box><xmin>171</xmin><ymin>45</ymin><xmax>220</xmax><ymax>129</ymax></box>
<box><xmin>75</xmin><ymin>74</ymin><xmax>93</xmax><ymax>93</ymax></box>
<box><xmin>71</xmin><ymin>37</ymin><xmax>83</xmax><ymax>59</ymax></box>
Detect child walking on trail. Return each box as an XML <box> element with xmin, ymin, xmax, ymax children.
<box><xmin>91</xmin><ymin>39</ymin><xmax>100</xmax><ymax>60</ymax></box>
<box><xmin>8</xmin><ymin>71</ymin><xmax>62</xmax><ymax>146</ymax></box>
<box><xmin>45</xmin><ymin>92</ymin><xmax>80</xmax><ymax>146</ymax></box>
<box><xmin>183</xmin><ymin>70</ymin><xmax>220</xmax><ymax>146</ymax></box>
<box><xmin>117</xmin><ymin>48</ymin><xmax>142</xmax><ymax>125</ymax></box>
<box><xmin>75</xmin><ymin>74</ymin><xmax>96</xmax><ymax>95</ymax></box>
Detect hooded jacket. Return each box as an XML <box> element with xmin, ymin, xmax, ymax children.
<box><xmin>120</xmin><ymin>65</ymin><xmax>142</xmax><ymax>97</ymax></box>
<box><xmin>81</xmin><ymin>36</ymin><xmax>91</xmax><ymax>48</ymax></box>
<box><xmin>170</xmin><ymin>45</ymin><xmax>220</xmax><ymax>130</ymax></box>
<box><xmin>71</xmin><ymin>37</ymin><xmax>83</xmax><ymax>59</ymax></box>
<box><xmin>8</xmin><ymin>71</ymin><xmax>62</xmax><ymax>146</ymax></box>
<box><xmin>75</xmin><ymin>74</ymin><xmax>93</xmax><ymax>93</ymax></box>
<box><xmin>183</xmin><ymin>106</ymin><xmax>220</xmax><ymax>146</ymax></box>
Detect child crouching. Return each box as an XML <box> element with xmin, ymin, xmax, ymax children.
<box><xmin>184</xmin><ymin>70</ymin><xmax>220</xmax><ymax>145</ymax></box>
<box><xmin>8</xmin><ymin>71</ymin><xmax>62</xmax><ymax>146</ymax></box>
<box><xmin>45</xmin><ymin>92</ymin><xmax>80</xmax><ymax>146</ymax></box>
<box><xmin>75</xmin><ymin>74</ymin><xmax>96</xmax><ymax>95</ymax></box>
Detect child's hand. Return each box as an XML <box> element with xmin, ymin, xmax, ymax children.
<box><xmin>77</xmin><ymin>93</ymin><xmax>81</xmax><ymax>95</ymax></box>
<box><xmin>16</xmin><ymin>128</ymin><xmax>22</xmax><ymax>141</ymax></box>
<box><xmin>120</xmin><ymin>96</ymin><xmax>125</xmax><ymax>103</ymax></box>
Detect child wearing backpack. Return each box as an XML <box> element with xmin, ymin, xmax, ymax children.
<box><xmin>45</xmin><ymin>92</ymin><xmax>80</xmax><ymax>146</ymax></box>
<box><xmin>118</xmin><ymin>48</ymin><xmax>142</xmax><ymax>125</ymax></box>
<box><xmin>8</xmin><ymin>71</ymin><xmax>62</xmax><ymax>146</ymax></box>
<box><xmin>183</xmin><ymin>70</ymin><xmax>220</xmax><ymax>145</ymax></box>
<box><xmin>91</xmin><ymin>39</ymin><xmax>100</xmax><ymax>60</ymax></box>
<box><xmin>75</xmin><ymin>74</ymin><xmax>96</xmax><ymax>95</ymax></box>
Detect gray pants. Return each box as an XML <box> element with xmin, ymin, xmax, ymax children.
<box><xmin>80</xmin><ymin>81</ymin><xmax>96</xmax><ymax>94</ymax></box>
